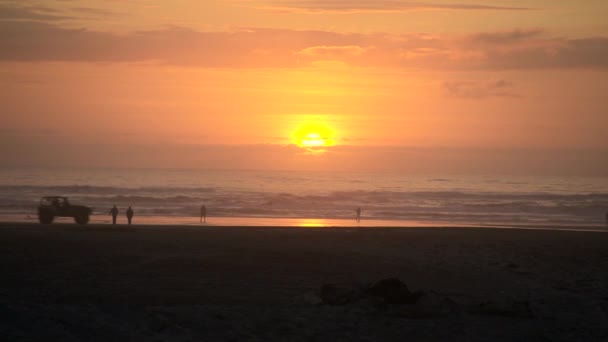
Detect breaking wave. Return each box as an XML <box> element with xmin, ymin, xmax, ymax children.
<box><xmin>1</xmin><ymin>183</ymin><xmax>607</xmax><ymax>226</ymax></box>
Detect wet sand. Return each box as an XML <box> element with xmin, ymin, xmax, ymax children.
<box><xmin>1</xmin><ymin>222</ymin><xmax>607</xmax><ymax>341</ymax></box>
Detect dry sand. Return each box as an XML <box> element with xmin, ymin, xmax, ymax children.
<box><xmin>1</xmin><ymin>223</ymin><xmax>607</xmax><ymax>341</ymax></box>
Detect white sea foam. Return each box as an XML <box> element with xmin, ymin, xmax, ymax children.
<box><xmin>1</xmin><ymin>167</ymin><xmax>607</xmax><ymax>227</ymax></box>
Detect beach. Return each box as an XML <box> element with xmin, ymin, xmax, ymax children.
<box><xmin>4</xmin><ymin>0</ymin><xmax>608</xmax><ymax>341</ymax></box>
<box><xmin>1</xmin><ymin>222</ymin><xmax>607</xmax><ymax>341</ymax></box>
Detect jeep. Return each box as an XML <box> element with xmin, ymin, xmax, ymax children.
<box><xmin>38</xmin><ymin>196</ymin><xmax>92</xmax><ymax>225</ymax></box>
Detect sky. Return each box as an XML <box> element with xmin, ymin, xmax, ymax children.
<box><xmin>1</xmin><ymin>0</ymin><xmax>607</xmax><ymax>174</ymax></box>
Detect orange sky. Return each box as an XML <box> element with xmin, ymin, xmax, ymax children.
<box><xmin>1</xmin><ymin>0</ymin><xmax>607</xmax><ymax>174</ymax></box>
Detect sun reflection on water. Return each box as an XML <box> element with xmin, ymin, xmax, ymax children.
<box><xmin>295</xmin><ymin>218</ymin><xmax>331</xmax><ymax>227</ymax></box>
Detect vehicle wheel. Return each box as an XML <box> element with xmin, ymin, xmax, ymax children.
<box><xmin>39</xmin><ymin>212</ymin><xmax>54</xmax><ymax>224</ymax></box>
<box><xmin>75</xmin><ymin>214</ymin><xmax>89</xmax><ymax>225</ymax></box>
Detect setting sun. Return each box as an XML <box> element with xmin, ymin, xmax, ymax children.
<box><xmin>291</xmin><ymin>121</ymin><xmax>336</xmax><ymax>149</ymax></box>
<box><xmin>302</xmin><ymin>133</ymin><xmax>325</xmax><ymax>147</ymax></box>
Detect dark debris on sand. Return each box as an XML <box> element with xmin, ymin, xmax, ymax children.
<box><xmin>2</xmin><ymin>290</ymin><xmax>607</xmax><ymax>342</ymax></box>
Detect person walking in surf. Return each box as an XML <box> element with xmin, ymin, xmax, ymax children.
<box><xmin>109</xmin><ymin>205</ymin><xmax>119</xmax><ymax>225</ymax></box>
<box><xmin>355</xmin><ymin>207</ymin><xmax>362</xmax><ymax>223</ymax></box>
<box><xmin>126</xmin><ymin>206</ymin><xmax>134</xmax><ymax>225</ymax></box>
<box><xmin>200</xmin><ymin>205</ymin><xmax>207</xmax><ymax>223</ymax></box>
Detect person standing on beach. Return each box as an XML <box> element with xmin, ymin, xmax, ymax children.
<box><xmin>109</xmin><ymin>205</ymin><xmax>119</xmax><ymax>225</ymax></box>
<box><xmin>605</xmin><ymin>210</ymin><xmax>608</xmax><ymax>227</ymax></box>
<box><xmin>126</xmin><ymin>206</ymin><xmax>134</xmax><ymax>225</ymax></box>
<box><xmin>355</xmin><ymin>207</ymin><xmax>362</xmax><ymax>223</ymax></box>
<box><xmin>200</xmin><ymin>205</ymin><xmax>207</xmax><ymax>223</ymax></box>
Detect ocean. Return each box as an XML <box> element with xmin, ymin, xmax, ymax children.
<box><xmin>1</xmin><ymin>167</ymin><xmax>607</xmax><ymax>228</ymax></box>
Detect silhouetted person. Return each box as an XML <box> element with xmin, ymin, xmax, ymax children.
<box><xmin>605</xmin><ymin>210</ymin><xmax>608</xmax><ymax>227</ymax></box>
<box><xmin>355</xmin><ymin>207</ymin><xmax>362</xmax><ymax>223</ymax></box>
<box><xmin>109</xmin><ymin>205</ymin><xmax>118</xmax><ymax>225</ymax></box>
<box><xmin>200</xmin><ymin>205</ymin><xmax>207</xmax><ymax>223</ymax></box>
<box><xmin>126</xmin><ymin>206</ymin><xmax>134</xmax><ymax>225</ymax></box>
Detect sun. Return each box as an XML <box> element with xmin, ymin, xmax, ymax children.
<box><xmin>291</xmin><ymin>122</ymin><xmax>335</xmax><ymax>149</ymax></box>
<box><xmin>302</xmin><ymin>132</ymin><xmax>325</xmax><ymax>147</ymax></box>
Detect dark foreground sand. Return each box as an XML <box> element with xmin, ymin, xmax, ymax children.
<box><xmin>1</xmin><ymin>223</ymin><xmax>607</xmax><ymax>341</ymax></box>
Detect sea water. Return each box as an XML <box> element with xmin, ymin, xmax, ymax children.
<box><xmin>0</xmin><ymin>166</ymin><xmax>607</xmax><ymax>228</ymax></box>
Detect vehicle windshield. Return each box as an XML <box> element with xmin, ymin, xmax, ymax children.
<box><xmin>41</xmin><ymin>197</ymin><xmax>68</xmax><ymax>207</ymax></box>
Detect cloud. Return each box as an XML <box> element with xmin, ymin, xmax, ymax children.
<box><xmin>0</xmin><ymin>22</ymin><xmax>370</xmax><ymax>67</ymax></box>
<box><xmin>2</xmin><ymin>140</ymin><xmax>607</xmax><ymax>176</ymax></box>
<box><xmin>469</xmin><ymin>29</ymin><xmax>544</xmax><ymax>45</ymax></box>
<box><xmin>241</xmin><ymin>0</ymin><xmax>533</xmax><ymax>13</ymax></box>
<box><xmin>0</xmin><ymin>3</ymin><xmax>72</xmax><ymax>21</ymax></box>
<box><xmin>0</xmin><ymin>70</ymin><xmax>48</xmax><ymax>84</ymax></box>
<box><xmin>443</xmin><ymin>80</ymin><xmax>519</xmax><ymax>98</ymax></box>
<box><xmin>70</xmin><ymin>6</ymin><xmax>120</xmax><ymax>17</ymax></box>
<box><xmin>0</xmin><ymin>2</ymin><xmax>121</xmax><ymax>22</ymax></box>
<box><xmin>0</xmin><ymin>22</ymin><xmax>607</xmax><ymax>70</ymax></box>
<box><xmin>296</xmin><ymin>45</ymin><xmax>368</xmax><ymax>59</ymax></box>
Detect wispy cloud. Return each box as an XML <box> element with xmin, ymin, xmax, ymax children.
<box><xmin>469</xmin><ymin>29</ymin><xmax>544</xmax><ymax>45</ymax></box>
<box><xmin>0</xmin><ymin>3</ymin><xmax>72</xmax><ymax>21</ymax></box>
<box><xmin>238</xmin><ymin>0</ymin><xmax>534</xmax><ymax>13</ymax></box>
<box><xmin>70</xmin><ymin>6</ymin><xmax>120</xmax><ymax>17</ymax></box>
<box><xmin>1</xmin><ymin>22</ymin><xmax>606</xmax><ymax>70</ymax></box>
<box><xmin>296</xmin><ymin>45</ymin><xmax>369</xmax><ymax>58</ymax></box>
<box><xmin>443</xmin><ymin>80</ymin><xmax>520</xmax><ymax>99</ymax></box>
<box><xmin>3</xmin><ymin>139</ymin><xmax>607</xmax><ymax>176</ymax></box>
<box><xmin>0</xmin><ymin>2</ymin><xmax>122</xmax><ymax>22</ymax></box>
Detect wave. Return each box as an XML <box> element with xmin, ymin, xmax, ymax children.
<box><xmin>2</xmin><ymin>185</ymin><xmax>607</xmax><ymax>207</ymax></box>
<box><xmin>0</xmin><ymin>185</ymin><xmax>216</xmax><ymax>194</ymax></box>
<box><xmin>0</xmin><ymin>185</ymin><xmax>606</xmax><ymax>224</ymax></box>
<box><xmin>2</xmin><ymin>184</ymin><xmax>606</xmax><ymax>196</ymax></box>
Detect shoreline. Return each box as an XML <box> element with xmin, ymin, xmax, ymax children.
<box><xmin>1</xmin><ymin>217</ymin><xmax>607</xmax><ymax>233</ymax></box>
